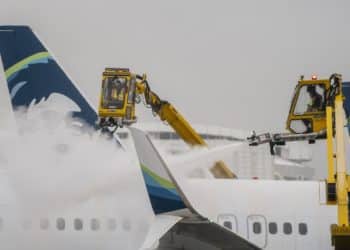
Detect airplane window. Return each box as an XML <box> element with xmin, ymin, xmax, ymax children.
<box><xmin>56</xmin><ymin>218</ymin><xmax>65</xmax><ymax>231</ymax></box>
<box><xmin>40</xmin><ymin>218</ymin><xmax>49</xmax><ymax>230</ymax></box>
<box><xmin>122</xmin><ymin>219</ymin><xmax>131</xmax><ymax>231</ymax></box>
<box><xmin>298</xmin><ymin>223</ymin><xmax>308</xmax><ymax>235</ymax></box>
<box><xmin>223</xmin><ymin>221</ymin><xmax>232</xmax><ymax>230</ymax></box>
<box><xmin>116</xmin><ymin>132</ymin><xmax>128</xmax><ymax>139</ymax></box>
<box><xmin>22</xmin><ymin>219</ymin><xmax>32</xmax><ymax>231</ymax></box>
<box><xmin>200</xmin><ymin>134</ymin><xmax>208</xmax><ymax>139</ymax></box>
<box><xmin>91</xmin><ymin>218</ymin><xmax>100</xmax><ymax>231</ymax></box>
<box><xmin>253</xmin><ymin>222</ymin><xmax>261</xmax><ymax>234</ymax></box>
<box><xmin>74</xmin><ymin>218</ymin><xmax>83</xmax><ymax>231</ymax></box>
<box><xmin>149</xmin><ymin>132</ymin><xmax>159</xmax><ymax>139</ymax></box>
<box><xmin>159</xmin><ymin>132</ymin><xmax>171</xmax><ymax>140</ymax></box>
<box><xmin>283</xmin><ymin>223</ymin><xmax>292</xmax><ymax>235</ymax></box>
<box><xmin>107</xmin><ymin>218</ymin><xmax>117</xmax><ymax>231</ymax></box>
<box><xmin>208</xmin><ymin>134</ymin><xmax>216</xmax><ymax>140</ymax></box>
<box><xmin>172</xmin><ymin>133</ymin><xmax>180</xmax><ymax>140</ymax></box>
<box><xmin>268</xmin><ymin>222</ymin><xmax>277</xmax><ymax>234</ymax></box>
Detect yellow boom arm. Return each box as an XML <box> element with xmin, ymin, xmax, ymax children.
<box><xmin>97</xmin><ymin>68</ymin><xmax>234</xmax><ymax>178</ymax></box>
<box><xmin>135</xmin><ymin>77</ymin><xmax>206</xmax><ymax>146</ymax></box>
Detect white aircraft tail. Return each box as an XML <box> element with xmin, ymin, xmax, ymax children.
<box><xmin>130</xmin><ymin>127</ymin><xmax>260</xmax><ymax>250</ymax></box>
<box><xmin>0</xmin><ymin>55</ymin><xmax>16</xmax><ymax>136</ymax></box>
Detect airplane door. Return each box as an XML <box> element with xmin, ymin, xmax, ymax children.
<box><xmin>247</xmin><ymin>215</ymin><xmax>267</xmax><ymax>248</ymax></box>
<box><xmin>217</xmin><ymin>214</ymin><xmax>238</xmax><ymax>233</ymax></box>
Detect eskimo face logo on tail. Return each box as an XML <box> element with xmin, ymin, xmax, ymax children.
<box><xmin>5</xmin><ymin>52</ymin><xmax>97</xmax><ymax>126</ymax></box>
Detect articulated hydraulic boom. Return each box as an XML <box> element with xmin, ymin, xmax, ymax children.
<box><xmin>97</xmin><ymin>68</ymin><xmax>206</xmax><ymax>146</ymax></box>
<box><xmin>97</xmin><ymin>68</ymin><xmax>234</xmax><ymax>178</ymax></box>
<box><xmin>134</xmin><ymin>74</ymin><xmax>206</xmax><ymax>146</ymax></box>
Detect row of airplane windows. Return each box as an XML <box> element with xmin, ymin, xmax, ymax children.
<box><xmin>0</xmin><ymin>218</ymin><xmax>132</xmax><ymax>232</ymax></box>
<box><xmin>222</xmin><ymin>221</ymin><xmax>308</xmax><ymax>235</ymax></box>
<box><xmin>117</xmin><ymin>131</ymin><xmax>241</xmax><ymax>141</ymax></box>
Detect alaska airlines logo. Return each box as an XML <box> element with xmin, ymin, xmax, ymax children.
<box><xmin>5</xmin><ymin>52</ymin><xmax>52</xmax><ymax>82</ymax></box>
<box><xmin>5</xmin><ymin>52</ymin><xmax>97</xmax><ymax>126</ymax></box>
<box><xmin>10</xmin><ymin>81</ymin><xmax>28</xmax><ymax>99</ymax></box>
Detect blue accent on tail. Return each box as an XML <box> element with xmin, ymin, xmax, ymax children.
<box><xmin>148</xmin><ymin>193</ymin><xmax>186</xmax><ymax>214</ymax></box>
<box><xmin>142</xmin><ymin>171</ymin><xmax>186</xmax><ymax>213</ymax></box>
<box><xmin>0</xmin><ymin>26</ymin><xmax>97</xmax><ymax>126</ymax></box>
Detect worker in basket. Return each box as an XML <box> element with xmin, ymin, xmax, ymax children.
<box><xmin>104</xmin><ymin>77</ymin><xmax>127</xmax><ymax>108</ymax></box>
<box><xmin>306</xmin><ymin>85</ymin><xmax>323</xmax><ymax>112</ymax></box>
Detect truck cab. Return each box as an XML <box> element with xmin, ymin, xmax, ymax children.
<box><xmin>286</xmin><ymin>76</ymin><xmax>330</xmax><ymax>134</ymax></box>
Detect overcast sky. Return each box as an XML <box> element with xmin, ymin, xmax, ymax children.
<box><xmin>1</xmin><ymin>0</ymin><xmax>350</xmax><ymax>133</ymax></box>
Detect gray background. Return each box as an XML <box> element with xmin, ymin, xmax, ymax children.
<box><xmin>1</xmin><ymin>0</ymin><xmax>350</xmax><ymax>178</ymax></box>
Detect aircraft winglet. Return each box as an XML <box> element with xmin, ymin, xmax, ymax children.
<box><xmin>130</xmin><ymin>127</ymin><xmax>260</xmax><ymax>250</ymax></box>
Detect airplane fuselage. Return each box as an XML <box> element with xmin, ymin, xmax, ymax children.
<box><xmin>181</xmin><ymin>179</ymin><xmax>336</xmax><ymax>249</ymax></box>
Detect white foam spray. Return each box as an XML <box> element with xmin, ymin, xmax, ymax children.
<box><xmin>0</xmin><ymin>99</ymin><xmax>154</xmax><ymax>250</ymax></box>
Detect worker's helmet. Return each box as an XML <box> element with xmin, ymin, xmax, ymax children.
<box><xmin>112</xmin><ymin>77</ymin><xmax>119</xmax><ymax>84</ymax></box>
<box><xmin>306</xmin><ymin>85</ymin><xmax>316</xmax><ymax>93</ymax></box>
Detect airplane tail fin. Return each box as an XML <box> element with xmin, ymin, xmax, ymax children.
<box><xmin>0</xmin><ymin>54</ymin><xmax>16</xmax><ymax>136</ymax></box>
<box><xmin>0</xmin><ymin>26</ymin><xmax>97</xmax><ymax>126</ymax></box>
<box><xmin>129</xmin><ymin>127</ymin><xmax>187</xmax><ymax>214</ymax></box>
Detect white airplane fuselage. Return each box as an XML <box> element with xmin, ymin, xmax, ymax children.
<box><xmin>180</xmin><ymin>179</ymin><xmax>336</xmax><ymax>249</ymax></box>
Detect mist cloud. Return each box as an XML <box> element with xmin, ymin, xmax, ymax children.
<box><xmin>0</xmin><ymin>100</ymin><xmax>154</xmax><ymax>250</ymax></box>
